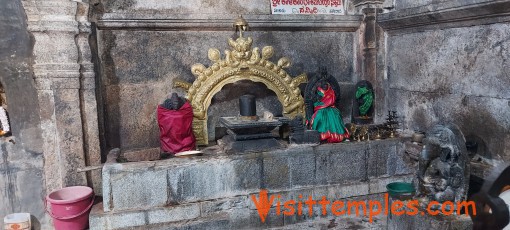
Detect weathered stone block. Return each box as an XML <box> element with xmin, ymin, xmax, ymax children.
<box><xmin>368</xmin><ymin>140</ymin><xmax>397</xmax><ymax>177</ymax></box>
<box><xmin>201</xmin><ymin>196</ymin><xmax>250</xmax><ymax>214</ymax></box>
<box><xmin>315</xmin><ymin>143</ymin><xmax>368</xmax><ymax>184</ymax></box>
<box><xmin>89</xmin><ymin>211</ymin><xmax>148</xmax><ymax>230</ymax></box>
<box><xmin>312</xmin><ymin>182</ymin><xmax>370</xmax><ymax>203</ymax></box>
<box><xmin>229</xmin><ymin>207</ymin><xmax>284</xmax><ymax>229</ymax></box>
<box><xmin>387</xmin><ymin>141</ymin><xmax>415</xmax><ymax>176</ymax></box>
<box><xmin>91</xmin><ymin>203</ymin><xmax>230</xmax><ymax>230</ymax></box>
<box><xmin>289</xmin><ymin>149</ymin><xmax>316</xmax><ymax>187</ymax></box>
<box><xmin>147</xmin><ymin>204</ymin><xmax>201</xmax><ymax>224</ymax></box>
<box><xmin>123</xmin><ymin>147</ymin><xmax>160</xmax><ymax>162</ymax></box>
<box><xmin>262</xmin><ymin>154</ymin><xmax>290</xmax><ymax>190</ymax></box>
<box><xmin>110</xmin><ymin>168</ymin><xmax>168</xmax><ymax>211</ymax></box>
<box><xmin>168</xmin><ymin>158</ymin><xmax>261</xmax><ymax>203</ymax></box>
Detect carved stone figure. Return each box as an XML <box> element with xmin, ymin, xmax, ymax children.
<box><xmin>415</xmin><ymin>124</ymin><xmax>470</xmax><ymax>208</ymax></box>
<box><xmin>289</xmin><ymin>115</ymin><xmax>320</xmax><ymax>144</ymax></box>
<box><xmin>352</xmin><ymin>80</ymin><xmax>374</xmax><ymax>124</ymax></box>
<box><xmin>162</xmin><ymin>93</ymin><xmax>184</xmax><ymax>111</ymax></box>
<box><xmin>157</xmin><ymin>93</ymin><xmax>195</xmax><ymax>153</ymax></box>
<box><xmin>305</xmin><ymin>68</ymin><xmax>349</xmax><ymax>143</ymax></box>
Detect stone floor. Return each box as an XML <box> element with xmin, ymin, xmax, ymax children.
<box><xmin>271</xmin><ymin>215</ymin><xmax>387</xmax><ymax>230</ymax></box>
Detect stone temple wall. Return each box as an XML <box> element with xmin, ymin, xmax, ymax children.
<box><xmin>0</xmin><ymin>0</ymin><xmax>102</xmax><ymax>228</ymax></box>
<box><xmin>94</xmin><ymin>0</ymin><xmax>365</xmax><ymax>152</ymax></box>
<box><xmin>378</xmin><ymin>0</ymin><xmax>510</xmax><ymax>160</ymax></box>
<box><xmin>0</xmin><ymin>1</ymin><xmax>47</xmax><ymax>227</ymax></box>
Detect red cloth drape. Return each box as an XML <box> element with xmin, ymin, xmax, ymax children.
<box><xmin>157</xmin><ymin>102</ymin><xmax>196</xmax><ymax>153</ymax></box>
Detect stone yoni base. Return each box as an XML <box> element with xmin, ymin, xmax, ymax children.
<box><xmin>220</xmin><ymin>135</ymin><xmax>284</xmax><ymax>154</ymax></box>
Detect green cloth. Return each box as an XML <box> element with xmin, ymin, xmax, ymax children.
<box><xmin>355</xmin><ymin>86</ymin><xmax>373</xmax><ymax>116</ymax></box>
<box><xmin>312</xmin><ymin>101</ymin><xmax>348</xmax><ymax>135</ymax></box>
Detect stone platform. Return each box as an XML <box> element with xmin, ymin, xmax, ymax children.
<box><xmin>90</xmin><ymin>139</ymin><xmax>415</xmax><ymax>229</ymax></box>
<box><xmin>387</xmin><ymin>209</ymin><xmax>472</xmax><ymax>230</ymax></box>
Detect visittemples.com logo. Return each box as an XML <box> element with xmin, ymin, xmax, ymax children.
<box><xmin>250</xmin><ymin>190</ymin><xmax>476</xmax><ymax>223</ymax></box>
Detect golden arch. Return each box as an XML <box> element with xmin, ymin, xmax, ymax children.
<box><xmin>173</xmin><ymin>36</ymin><xmax>307</xmax><ymax>145</ymax></box>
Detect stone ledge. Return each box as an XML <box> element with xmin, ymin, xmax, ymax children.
<box><xmin>378</xmin><ymin>0</ymin><xmax>510</xmax><ymax>32</ymax></box>
<box><xmin>97</xmin><ymin>14</ymin><xmax>363</xmax><ymax>31</ymax></box>
<box><xmin>91</xmin><ymin>188</ymin><xmax>407</xmax><ymax>229</ymax></box>
<box><xmin>387</xmin><ymin>208</ymin><xmax>472</xmax><ymax>230</ymax></box>
<box><xmin>90</xmin><ymin>203</ymin><xmax>228</xmax><ymax>230</ymax></box>
<box><xmin>102</xmin><ymin>138</ymin><xmax>412</xmax><ymax>212</ymax></box>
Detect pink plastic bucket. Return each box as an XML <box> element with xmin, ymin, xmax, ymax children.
<box><xmin>45</xmin><ymin>186</ymin><xmax>94</xmax><ymax>230</ymax></box>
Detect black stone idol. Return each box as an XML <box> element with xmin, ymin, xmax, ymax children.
<box><xmin>239</xmin><ymin>94</ymin><xmax>256</xmax><ymax>118</ymax></box>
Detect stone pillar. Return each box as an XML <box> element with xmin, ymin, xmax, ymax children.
<box><xmin>21</xmin><ymin>0</ymin><xmax>88</xmax><ymax>192</ymax></box>
<box><xmin>354</xmin><ymin>0</ymin><xmax>386</xmax><ymax>123</ymax></box>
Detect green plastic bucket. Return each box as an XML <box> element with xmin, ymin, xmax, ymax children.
<box><xmin>386</xmin><ymin>182</ymin><xmax>415</xmax><ymax>200</ymax></box>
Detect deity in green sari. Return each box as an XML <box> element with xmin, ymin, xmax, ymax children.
<box><xmin>307</xmin><ymin>82</ymin><xmax>350</xmax><ymax>143</ymax></box>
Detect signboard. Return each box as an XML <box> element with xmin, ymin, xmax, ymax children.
<box><xmin>270</xmin><ymin>0</ymin><xmax>345</xmax><ymax>15</ymax></box>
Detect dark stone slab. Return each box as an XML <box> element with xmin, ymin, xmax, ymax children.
<box><xmin>220</xmin><ymin>116</ymin><xmax>281</xmax><ymax>131</ymax></box>
<box><xmin>262</xmin><ymin>155</ymin><xmax>290</xmax><ymax>190</ymax></box>
<box><xmin>226</xmin><ymin>129</ymin><xmax>275</xmax><ymax>141</ymax></box>
<box><xmin>367</xmin><ymin>140</ymin><xmax>397</xmax><ymax>178</ymax></box>
<box><xmin>289</xmin><ymin>151</ymin><xmax>316</xmax><ymax>187</ymax></box>
<box><xmin>221</xmin><ymin>135</ymin><xmax>284</xmax><ymax>154</ymax></box>
<box><xmin>168</xmin><ymin>158</ymin><xmax>261</xmax><ymax>204</ymax></box>
<box><xmin>290</xmin><ymin>130</ymin><xmax>321</xmax><ymax>145</ymax></box>
<box><xmin>315</xmin><ymin>143</ymin><xmax>368</xmax><ymax>185</ymax></box>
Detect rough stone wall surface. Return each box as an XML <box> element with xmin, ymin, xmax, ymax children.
<box><xmin>102</xmin><ymin>0</ymin><xmax>269</xmax><ymax>14</ymax></box>
<box><xmin>98</xmin><ymin>0</ymin><xmax>358</xmax><ymax>15</ymax></box>
<box><xmin>385</xmin><ymin>21</ymin><xmax>510</xmax><ymax>160</ymax></box>
<box><xmin>393</xmin><ymin>0</ymin><xmax>494</xmax><ymax>10</ymax></box>
<box><xmin>99</xmin><ymin>30</ymin><xmax>356</xmax><ymax>150</ymax></box>
<box><xmin>0</xmin><ymin>0</ymin><xmax>48</xmax><ymax>228</ymax></box>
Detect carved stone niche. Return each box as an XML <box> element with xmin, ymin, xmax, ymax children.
<box><xmin>415</xmin><ymin>124</ymin><xmax>470</xmax><ymax>207</ymax></box>
<box><xmin>173</xmin><ymin>35</ymin><xmax>308</xmax><ymax>145</ymax></box>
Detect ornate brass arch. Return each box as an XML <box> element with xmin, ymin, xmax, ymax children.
<box><xmin>173</xmin><ymin>36</ymin><xmax>307</xmax><ymax>145</ymax></box>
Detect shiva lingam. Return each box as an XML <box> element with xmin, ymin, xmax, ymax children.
<box><xmin>220</xmin><ymin>94</ymin><xmax>283</xmax><ymax>154</ymax></box>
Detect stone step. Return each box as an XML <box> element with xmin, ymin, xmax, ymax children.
<box><xmin>270</xmin><ymin>215</ymin><xmax>388</xmax><ymax>230</ymax></box>
<box><xmin>101</xmin><ymin>139</ymin><xmax>414</xmax><ymax>212</ymax></box>
<box><xmin>90</xmin><ymin>202</ymin><xmax>230</xmax><ymax>230</ymax></box>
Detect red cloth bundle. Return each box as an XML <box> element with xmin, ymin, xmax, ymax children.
<box><xmin>157</xmin><ymin>101</ymin><xmax>196</xmax><ymax>153</ymax></box>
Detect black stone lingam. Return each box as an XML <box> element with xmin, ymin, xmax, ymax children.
<box><xmin>220</xmin><ymin>94</ymin><xmax>283</xmax><ymax>154</ymax></box>
<box><xmin>239</xmin><ymin>94</ymin><xmax>257</xmax><ymax>120</ymax></box>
